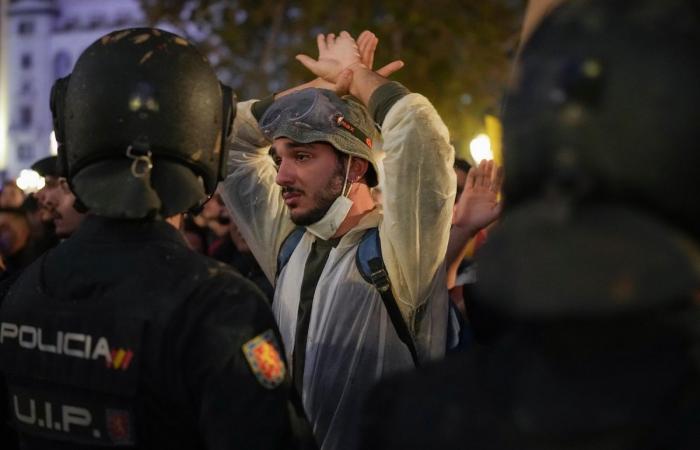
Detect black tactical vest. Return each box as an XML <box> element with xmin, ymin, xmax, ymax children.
<box><xmin>1</xmin><ymin>260</ymin><xmax>147</xmax><ymax>447</ymax></box>
<box><xmin>0</xmin><ymin>219</ymin><xmax>216</xmax><ymax>449</ymax></box>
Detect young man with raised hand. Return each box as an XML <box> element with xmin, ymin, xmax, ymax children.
<box><xmin>221</xmin><ymin>30</ymin><xmax>458</xmax><ymax>450</ymax></box>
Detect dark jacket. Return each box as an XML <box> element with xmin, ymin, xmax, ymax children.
<box><xmin>360</xmin><ymin>324</ymin><xmax>700</xmax><ymax>450</ymax></box>
<box><xmin>0</xmin><ymin>216</ymin><xmax>312</xmax><ymax>450</ymax></box>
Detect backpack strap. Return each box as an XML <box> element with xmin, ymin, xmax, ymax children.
<box><xmin>276</xmin><ymin>227</ymin><xmax>306</xmax><ymax>279</ymax></box>
<box><xmin>276</xmin><ymin>226</ymin><xmax>422</xmax><ymax>366</ymax></box>
<box><xmin>356</xmin><ymin>228</ymin><xmax>421</xmax><ymax>367</ymax></box>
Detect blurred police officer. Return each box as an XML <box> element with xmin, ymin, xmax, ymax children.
<box><xmin>0</xmin><ymin>28</ymin><xmax>313</xmax><ymax>450</ymax></box>
<box><xmin>360</xmin><ymin>0</ymin><xmax>700</xmax><ymax>448</ymax></box>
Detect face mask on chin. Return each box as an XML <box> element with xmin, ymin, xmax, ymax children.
<box><xmin>305</xmin><ymin>156</ymin><xmax>354</xmax><ymax>241</ymax></box>
<box><xmin>305</xmin><ymin>195</ymin><xmax>353</xmax><ymax>240</ymax></box>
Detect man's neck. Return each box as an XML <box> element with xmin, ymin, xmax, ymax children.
<box><xmin>332</xmin><ymin>184</ymin><xmax>376</xmax><ymax>238</ymax></box>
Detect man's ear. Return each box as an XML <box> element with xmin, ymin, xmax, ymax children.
<box><xmin>350</xmin><ymin>158</ymin><xmax>369</xmax><ymax>183</ymax></box>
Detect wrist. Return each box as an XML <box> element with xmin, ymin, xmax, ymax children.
<box><xmin>452</xmin><ymin>222</ymin><xmax>479</xmax><ymax>240</ymax></box>
<box><xmin>347</xmin><ymin>66</ymin><xmax>385</xmax><ymax>105</ymax></box>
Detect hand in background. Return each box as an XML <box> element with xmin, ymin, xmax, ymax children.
<box><xmin>453</xmin><ymin>160</ymin><xmax>504</xmax><ymax>233</ymax></box>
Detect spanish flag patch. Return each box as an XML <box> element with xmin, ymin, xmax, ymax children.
<box><xmin>242</xmin><ymin>330</ymin><xmax>286</xmax><ymax>389</ymax></box>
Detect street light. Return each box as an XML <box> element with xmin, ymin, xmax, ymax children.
<box><xmin>469</xmin><ymin>133</ymin><xmax>493</xmax><ymax>163</ymax></box>
<box><xmin>15</xmin><ymin>169</ymin><xmax>45</xmax><ymax>193</ymax></box>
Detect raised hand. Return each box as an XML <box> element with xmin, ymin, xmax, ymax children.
<box><xmin>453</xmin><ymin>159</ymin><xmax>504</xmax><ymax>232</ymax></box>
<box><xmin>296</xmin><ymin>31</ymin><xmax>364</xmax><ymax>84</ymax></box>
<box><xmin>357</xmin><ymin>30</ymin><xmax>404</xmax><ymax>78</ymax></box>
<box><xmin>288</xmin><ymin>30</ymin><xmax>403</xmax><ymax>102</ymax></box>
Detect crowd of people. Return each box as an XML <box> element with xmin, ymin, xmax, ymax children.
<box><xmin>0</xmin><ymin>0</ymin><xmax>698</xmax><ymax>449</ymax></box>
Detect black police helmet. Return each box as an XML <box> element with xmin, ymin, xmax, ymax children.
<box><xmin>476</xmin><ymin>0</ymin><xmax>700</xmax><ymax>323</ymax></box>
<box><xmin>502</xmin><ymin>0</ymin><xmax>700</xmax><ymax>237</ymax></box>
<box><xmin>51</xmin><ymin>28</ymin><xmax>235</xmax><ymax>219</ymax></box>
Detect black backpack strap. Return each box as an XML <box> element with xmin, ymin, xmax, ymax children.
<box><xmin>356</xmin><ymin>228</ymin><xmax>420</xmax><ymax>367</ymax></box>
<box><xmin>276</xmin><ymin>227</ymin><xmax>306</xmax><ymax>279</ymax></box>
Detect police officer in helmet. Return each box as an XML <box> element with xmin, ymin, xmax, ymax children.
<box><xmin>0</xmin><ymin>28</ymin><xmax>313</xmax><ymax>449</ymax></box>
<box><xmin>360</xmin><ymin>0</ymin><xmax>700</xmax><ymax>448</ymax></box>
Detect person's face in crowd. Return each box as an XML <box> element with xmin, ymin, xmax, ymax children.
<box><xmin>0</xmin><ymin>182</ymin><xmax>26</xmax><ymax>209</ymax></box>
<box><xmin>43</xmin><ymin>178</ymin><xmax>85</xmax><ymax>238</ymax></box>
<box><xmin>35</xmin><ymin>175</ymin><xmax>60</xmax><ymax>223</ymax></box>
<box><xmin>272</xmin><ymin>137</ymin><xmax>346</xmax><ymax>226</ymax></box>
<box><xmin>201</xmin><ymin>192</ymin><xmax>224</xmax><ymax>221</ymax></box>
<box><xmin>454</xmin><ymin>167</ymin><xmax>468</xmax><ymax>203</ymax></box>
<box><xmin>203</xmin><ymin>193</ymin><xmax>231</xmax><ymax>238</ymax></box>
<box><xmin>0</xmin><ymin>211</ymin><xmax>30</xmax><ymax>258</ymax></box>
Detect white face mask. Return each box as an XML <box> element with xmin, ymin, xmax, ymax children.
<box><xmin>305</xmin><ymin>156</ymin><xmax>354</xmax><ymax>241</ymax></box>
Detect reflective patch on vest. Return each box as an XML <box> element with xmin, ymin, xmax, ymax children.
<box><xmin>8</xmin><ymin>384</ymin><xmax>135</xmax><ymax>446</ymax></box>
<box><xmin>242</xmin><ymin>330</ymin><xmax>286</xmax><ymax>389</ymax></box>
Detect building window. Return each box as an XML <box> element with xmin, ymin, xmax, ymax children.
<box><xmin>53</xmin><ymin>51</ymin><xmax>72</xmax><ymax>79</ymax></box>
<box><xmin>19</xmin><ymin>107</ymin><xmax>32</xmax><ymax>128</ymax></box>
<box><xmin>21</xmin><ymin>53</ymin><xmax>32</xmax><ymax>70</ymax></box>
<box><xmin>18</xmin><ymin>21</ymin><xmax>34</xmax><ymax>35</ymax></box>
<box><xmin>17</xmin><ymin>144</ymin><xmax>35</xmax><ymax>162</ymax></box>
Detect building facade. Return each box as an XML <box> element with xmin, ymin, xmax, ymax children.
<box><xmin>0</xmin><ymin>0</ymin><xmax>145</xmax><ymax>180</ymax></box>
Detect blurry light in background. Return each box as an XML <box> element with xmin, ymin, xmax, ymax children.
<box><xmin>469</xmin><ymin>133</ymin><xmax>493</xmax><ymax>162</ymax></box>
<box><xmin>50</xmin><ymin>130</ymin><xmax>58</xmax><ymax>155</ymax></box>
<box><xmin>16</xmin><ymin>169</ymin><xmax>45</xmax><ymax>193</ymax></box>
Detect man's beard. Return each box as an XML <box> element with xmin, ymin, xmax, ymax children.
<box><xmin>288</xmin><ymin>163</ymin><xmax>346</xmax><ymax>226</ymax></box>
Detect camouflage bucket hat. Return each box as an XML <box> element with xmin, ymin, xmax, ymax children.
<box><xmin>259</xmin><ymin>88</ymin><xmax>381</xmax><ymax>187</ymax></box>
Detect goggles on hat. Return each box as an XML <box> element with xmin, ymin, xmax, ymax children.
<box><xmin>259</xmin><ymin>88</ymin><xmax>373</xmax><ymax>149</ymax></box>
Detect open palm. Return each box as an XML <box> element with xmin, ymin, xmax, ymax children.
<box><xmin>453</xmin><ymin>159</ymin><xmax>504</xmax><ymax>232</ymax></box>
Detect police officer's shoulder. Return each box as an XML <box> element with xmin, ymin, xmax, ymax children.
<box><xmin>173</xmin><ymin>254</ymin><xmax>289</xmax><ymax>391</ymax></box>
<box><xmin>178</xmin><ymin>253</ymin><xmax>278</xmax><ymax>337</ymax></box>
<box><xmin>193</xmin><ymin>255</ymin><xmax>271</xmax><ymax>308</ymax></box>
